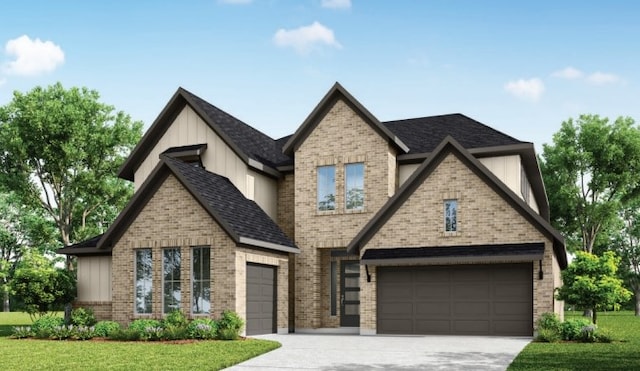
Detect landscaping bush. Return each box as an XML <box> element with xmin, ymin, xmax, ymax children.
<box><xmin>50</xmin><ymin>325</ymin><xmax>75</xmax><ymax>340</ymax></box>
<box><xmin>561</xmin><ymin>318</ymin><xmax>592</xmax><ymax>341</ymax></box>
<box><xmin>536</xmin><ymin>312</ymin><xmax>562</xmax><ymax>333</ymax></box>
<box><xmin>187</xmin><ymin>318</ymin><xmax>218</xmax><ymax>340</ymax></box>
<box><xmin>94</xmin><ymin>321</ymin><xmax>121</xmax><ymax>337</ymax></box>
<box><xmin>141</xmin><ymin>326</ymin><xmax>164</xmax><ymax>341</ymax></box>
<box><xmin>71</xmin><ymin>308</ymin><xmax>97</xmax><ymax>327</ymax></box>
<box><xmin>31</xmin><ymin>315</ymin><xmax>64</xmax><ymax>338</ymax></box>
<box><xmin>217</xmin><ymin>310</ymin><xmax>244</xmax><ymax>340</ymax></box>
<box><xmin>595</xmin><ymin>328</ymin><xmax>614</xmax><ymax>343</ymax></box>
<box><xmin>163</xmin><ymin>310</ymin><xmax>188</xmax><ymax>329</ymax></box>
<box><xmin>535</xmin><ymin>327</ymin><xmax>562</xmax><ymax>343</ymax></box>
<box><xmin>11</xmin><ymin>326</ymin><xmax>33</xmax><ymax>339</ymax></box>
<box><xmin>162</xmin><ymin>325</ymin><xmax>188</xmax><ymax>340</ymax></box>
<box><xmin>108</xmin><ymin>328</ymin><xmax>141</xmax><ymax>341</ymax></box>
<box><xmin>577</xmin><ymin>324</ymin><xmax>598</xmax><ymax>343</ymax></box>
<box><xmin>129</xmin><ymin>319</ymin><xmax>162</xmax><ymax>334</ymax></box>
<box><xmin>73</xmin><ymin>325</ymin><xmax>96</xmax><ymax>340</ymax></box>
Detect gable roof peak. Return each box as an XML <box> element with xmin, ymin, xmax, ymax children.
<box><xmin>282</xmin><ymin>82</ymin><xmax>410</xmax><ymax>155</ymax></box>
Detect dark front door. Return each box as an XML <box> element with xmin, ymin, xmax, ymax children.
<box><xmin>340</xmin><ymin>261</ymin><xmax>360</xmax><ymax>327</ymax></box>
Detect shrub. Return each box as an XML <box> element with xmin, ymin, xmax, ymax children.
<box><xmin>187</xmin><ymin>318</ymin><xmax>218</xmax><ymax>340</ymax></box>
<box><xmin>577</xmin><ymin>324</ymin><xmax>598</xmax><ymax>343</ymax></box>
<box><xmin>596</xmin><ymin>328</ymin><xmax>614</xmax><ymax>343</ymax></box>
<box><xmin>536</xmin><ymin>313</ymin><xmax>562</xmax><ymax>333</ymax></box>
<box><xmin>217</xmin><ymin>310</ymin><xmax>244</xmax><ymax>340</ymax></box>
<box><xmin>141</xmin><ymin>326</ymin><xmax>164</xmax><ymax>341</ymax></box>
<box><xmin>561</xmin><ymin>318</ymin><xmax>592</xmax><ymax>341</ymax></box>
<box><xmin>50</xmin><ymin>325</ymin><xmax>75</xmax><ymax>340</ymax></box>
<box><xmin>129</xmin><ymin>319</ymin><xmax>162</xmax><ymax>334</ymax></box>
<box><xmin>31</xmin><ymin>315</ymin><xmax>64</xmax><ymax>338</ymax></box>
<box><xmin>71</xmin><ymin>307</ymin><xmax>97</xmax><ymax>327</ymax></box>
<box><xmin>535</xmin><ymin>327</ymin><xmax>562</xmax><ymax>343</ymax></box>
<box><xmin>11</xmin><ymin>326</ymin><xmax>33</xmax><ymax>339</ymax></box>
<box><xmin>108</xmin><ymin>328</ymin><xmax>141</xmax><ymax>341</ymax></box>
<box><xmin>162</xmin><ymin>325</ymin><xmax>188</xmax><ymax>340</ymax></box>
<box><xmin>73</xmin><ymin>325</ymin><xmax>96</xmax><ymax>340</ymax></box>
<box><xmin>94</xmin><ymin>321</ymin><xmax>121</xmax><ymax>337</ymax></box>
<box><xmin>163</xmin><ymin>310</ymin><xmax>188</xmax><ymax>329</ymax></box>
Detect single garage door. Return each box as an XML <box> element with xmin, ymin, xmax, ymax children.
<box><xmin>378</xmin><ymin>263</ymin><xmax>532</xmax><ymax>336</ymax></box>
<box><xmin>246</xmin><ymin>264</ymin><xmax>276</xmax><ymax>335</ymax></box>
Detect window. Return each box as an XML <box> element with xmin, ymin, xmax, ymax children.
<box><xmin>192</xmin><ymin>246</ymin><xmax>211</xmax><ymax>314</ymax></box>
<box><xmin>317</xmin><ymin>165</ymin><xmax>336</xmax><ymax>211</ymax></box>
<box><xmin>521</xmin><ymin>167</ymin><xmax>531</xmax><ymax>204</ymax></box>
<box><xmin>163</xmin><ymin>248</ymin><xmax>181</xmax><ymax>313</ymax></box>
<box><xmin>345</xmin><ymin>163</ymin><xmax>364</xmax><ymax>210</ymax></box>
<box><xmin>444</xmin><ymin>199</ymin><xmax>458</xmax><ymax>232</ymax></box>
<box><xmin>135</xmin><ymin>249</ymin><xmax>153</xmax><ymax>314</ymax></box>
<box><xmin>330</xmin><ymin>261</ymin><xmax>337</xmax><ymax>316</ymax></box>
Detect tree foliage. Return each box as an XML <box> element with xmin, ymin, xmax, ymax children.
<box><xmin>556</xmin><ymin>251</ymin><xmax>632</xmax><ymax>324</ymax></box>
<box><xmin>540</xmin><ymin>115</ymin><xmax>640</xmax><ymax>253</ymax></box>
<box><xmin>0</xmin><ymin>82</ymin><xmax>143</xmax><ymax>247</ymax></box>
<box><xmin>10</xmin><ymin>252</ymin><xmax>76</xmax><ymax>318</ymax></box>
<box><xmin>611</xmin><ymin>199</ymin><xmax>640</xmax><ymax>315</ymax></box>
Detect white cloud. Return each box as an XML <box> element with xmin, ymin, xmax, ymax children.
<box><xmin>321</xmin><ymin>0</ymin><xmax>351</xmax><ymax>9</ymax></box>
<box><xmin>273</xmin><ymin>21</ymin><xmax>342</xmax><ymax>54</ymax></box>
<box><xmin>552</xmin><ymin>66</ymin><xmax>583</xmax><ymax>80</ymax></box>
<box><xmin>504</xmin><ymin>78</ymin><xmax>545</xmax><ymax>102</ymax></box>
<box><xmin>218</xmin><ymin>0</ymin><xmax>252</xmax><ymax>4</ymax></box>
<box><xmin>587</xmin><ymin>72</ymin><xmax>621</xmax><ymax>85</ymax></box>
<box><xmin>3</xmin><ymin>35</ymin><xmax>64</xmax><ymax>76</ymax></box>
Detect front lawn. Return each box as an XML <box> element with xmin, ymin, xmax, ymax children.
<box><xmin>508</xmin><ymin>311</ymin><xmax>640</xmax><ymax>370</ymax></box>
<box><xmin>0</xmin><ymin>312</ymin><xmax>280</xmax><ymax>371</ymax></box>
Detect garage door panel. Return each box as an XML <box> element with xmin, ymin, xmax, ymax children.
<box><xmin>246</xmin><ymin>264</ymin><xmax>275</xmax><ymax>336</ymax></box>
<box><xmin>416</xmin><ymin>320</ymin><xmax>451</xmax><ymax>334</ymax></box>
<box><xmin>415</xmin><ymin>284</ymin><xmax>450</xmax><ymax>299</ymax></box>
<box><xmin>377</xmin><ymin>264</ymin><xmax>532</xmax><ymax>336</ymax></box>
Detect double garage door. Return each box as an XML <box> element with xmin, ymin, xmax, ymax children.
<box><xmin>377</xmin><ymin>263</ymin><xmax>532</xmax><ymax>336</ymax></box>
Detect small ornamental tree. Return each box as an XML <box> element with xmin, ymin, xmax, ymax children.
<box><xmin>557</xmin><ymin>251</ymin><xmax>631</xmax><ymax>324</ymax></box>
<box><xmin>10</xmin><ymin>252</ymin><xmax>76</xmax><ymax>318</ymax></box>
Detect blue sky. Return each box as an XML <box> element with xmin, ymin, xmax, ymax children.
<box><xmin>1</xmin><ymin>0</ymin><xmax>638</xmax><ymax>152</ymax></box>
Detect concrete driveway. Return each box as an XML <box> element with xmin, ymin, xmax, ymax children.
<box><xmin>226</xmin><ymin>334</ymin><xmax>531</xmax><ymax>370</ymax></box>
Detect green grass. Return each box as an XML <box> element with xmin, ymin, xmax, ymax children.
<box><xmin>0</xmin><ymin>312</ymin><xmax>280</xmax><ymax>370</ymax></box>
<box><xmin>509</xmin><ymin>311</ymin><xmax>640</xmax><ymax>371</ymax></box>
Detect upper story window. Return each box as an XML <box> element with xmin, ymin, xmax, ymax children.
<box><xmin>135</xmin><ymin>249</ymin><xmax>153</xmax><ymax>314</ymax></box>
<box><xmin>521</xmin><ymin>167</ymin><xmax>531</xmax><ymax>204</ymax></box>
<box><xmin>318</xmin><ymin>165</ymin><xmax>336</xmax><ymax>211</ymax></box>
<box><xmin>345</xmin><ymin>163</ymin><xmax>364</xmax><ymax>210</ymax></box>
<box><xmin>444</xmin><ymin>199</ymin><xmax>458</xmax><ymax>232</ymax></box>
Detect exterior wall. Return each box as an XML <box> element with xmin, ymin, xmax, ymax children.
<box><xmin>398</xmin><ymin>164</ymin><xmax>420</xmax><ymax>186</ymax></box>
<box><xmin>111</xmin><ymin>174</ymin><xmax>288</xmax><ymax>329</ymax></box>
<box><xmin>73</xmin><ymin>301</ymin><xmax>112</xmax><ymax>321</ymax></box>
<box><xmin>360</xmin><ymin>152</ymin><xmax>558</xmax><ymax>334</ymax></box>
<box><xmin>76</xmin><ymin>256</ymin><xmax>112</xmax><ymax>301</ymax></box>
<box><xmin>294</xmin><ymin>98</ymin><xmax>397</xmax><ymax>329</ymax></box>
<box><xmin>133</xmin><ymin>106</ymin><xmax>278</xmax><ymax>219</ymax></box>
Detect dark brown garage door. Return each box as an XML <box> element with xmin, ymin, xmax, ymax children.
<box><xmin>377</xmin><ymin>264</ymin><xmax>532</xmax><ymax>336</ymax></box>
<box><xmin>246</xmin><ymin>264</ymin><xmax>276</xmax><ymax>335</ymax></box>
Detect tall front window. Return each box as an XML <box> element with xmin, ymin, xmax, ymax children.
<box><xmin>444</xmin><ymin>199</ymin><xmax>458</xmax><ymax>232</ymax></box>
<box><xmin>163</xmin><ymin>248</ymin><xmax>181</xmax><ymax>313</ymax></box>
<box><xmin>192</xmin><ymin>246</ymin><xmax>211</xmax><ymax>314</ymax></box>
<box><xmin>345</xmin><ymin>163</ymin><xmax>364</xmax><ymax>210</ymax></box>
<box><xmin>135</xmin><ymin>249</ymin><xmax>153</xmax><ymax>314</ymax></box>
<box><xmin>317</xmin><ymin>165</ymin><xmax>336</xmax><ymax>211</ymax></box>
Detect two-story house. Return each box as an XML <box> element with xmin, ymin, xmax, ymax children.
<box><xmin>59</xmin><ymin>82</ymin><xmax>567</xmax><ymax>337</ymax></box>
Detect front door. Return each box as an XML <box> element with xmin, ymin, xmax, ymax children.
<box><xmin>340</xmin><ymin>261</ymin><xmax>360</xmax><ymax>327</ymax></box>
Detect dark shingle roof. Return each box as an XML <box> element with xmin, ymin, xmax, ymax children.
<box><xmin>183</xmin><ymin>89</ymin><xmax>292</xmax><ymax>168</ymax></box>
<box><xmin>57</xmin><ymin>234</ymin><xmax>109</xmax><ymax>256</ymax></box>
<box><xmin>383</xmin><ymin>114</ymin><xmax>524</xmax><ymax>154</ymax></box>
<box><xmin>164</xmin><ymin>157</ymin><xmax>296</xmax><ymax>250</ymax></box>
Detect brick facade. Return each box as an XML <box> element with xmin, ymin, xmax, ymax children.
<box><xmin>110</xmin><ymin>174</ymin><xmax>289</xmax><ymax>332</ymax></box>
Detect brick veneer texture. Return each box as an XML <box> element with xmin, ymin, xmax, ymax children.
<box><xmin>111</xmin><ymin>174</ymin><xmax>288</xmax><ymax>328</ymax></box>
<box><xmin>293</xmin><ymin>98</ymin><xmax>398</xmax><ymax>329</ymax></box>
<box><xmin>73</xmin><ymin>301</ymin><xmax>112</xmax><ymax>321</ymax></box>
<box><xmin>360</xmin><ymin>152</ymin><xmax>561</xmax><ymax>332</ymax></box>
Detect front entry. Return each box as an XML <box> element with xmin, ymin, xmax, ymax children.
<box><xmin>340</xmin><ymin>261</ymin><xmax>360</xmax><ymax>327</ymax></box>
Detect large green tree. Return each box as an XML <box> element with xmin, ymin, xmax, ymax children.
<box><xmin>0</xmin><ymin>83</ymin><xmax>142</xmax><ymax>248</ymax></box>
<box><xmin>0</xmin><ymin>192</ymin><xmax>57</xmax><ymax>311</ymax></box>
<box><xmin>612</xmin><ymin>201</ymin><xmax>640</xmax><ymax>316</ymax></box>
<box><xmin>540</xmin><ymin>115</ymin><xmax>640</xmax><ymax>253</ymax></box>
<box><xmin>556</xmin><ymin>251</ymin><xmax>631</xmax><ymax>324</ymax></box>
